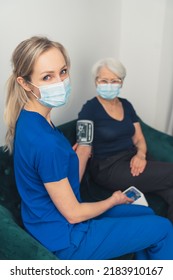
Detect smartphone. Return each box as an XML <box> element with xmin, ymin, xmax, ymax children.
<box><xmin>123</xmin><ymin>186</ymin><xmax>148</xmax><ymax>206</ymax></box>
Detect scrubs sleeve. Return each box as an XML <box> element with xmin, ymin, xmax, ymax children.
<box><xmin>35</xmin><ymin>142</ymin><xmax>70</xmax><ymax>183</ymax></box>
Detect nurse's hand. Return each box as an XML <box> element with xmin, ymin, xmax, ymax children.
<box><xmin>111</xmin><ymin>190</ymin><xmax>133</xmax><ymax>206</ymax></box>
<box><xmin>72</xmin><ymin>143</ymin><xmax>78</xmax><ymax>151</ymax></box>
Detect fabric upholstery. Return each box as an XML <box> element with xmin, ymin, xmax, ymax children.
<box><xmin>140</xmin><ymin>119</ymin><xmax>173</xmax><ymax>162</ymax></box>
<box><xmin>0</xmin><ymin>205</ymin><xmax>57</xmax><ymax>260</ymax></box>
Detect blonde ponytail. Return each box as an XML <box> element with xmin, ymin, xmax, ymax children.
<box><xmin>4</xmin><ymin>74</ymin><xmax>28</xmax><ymax>154</ymax></box>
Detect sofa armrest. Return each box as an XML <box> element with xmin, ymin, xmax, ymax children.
<box><xmin>0</xmin><ymin>204</ymin><xmax>58</xmax><ymax>260</ymax></box>
<box><xmin>139</xmin><ymin>119</ymin><xmax>173</xmax><ymax>162</ymax></box>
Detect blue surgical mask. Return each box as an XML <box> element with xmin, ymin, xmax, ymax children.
<box><xmin>96</xmin><ymin>83</ymin><xmax>121</xmax><ymax>100</ymax></box>
<box><xmin>30</xmin><ymin>77</ymin><xmax>71</xmax><ymax>108</ymax></box>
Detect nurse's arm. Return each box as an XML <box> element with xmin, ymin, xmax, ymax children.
<box><xmin>44</xmin><ymin>178</ymin><xmax>132</xmax><ymax>224</ymax></box>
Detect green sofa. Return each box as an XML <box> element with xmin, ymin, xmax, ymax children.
<box><xmin>0</xmin><ymin>118</ymin><xmax>172</xmax><ymax>260</ymax></box>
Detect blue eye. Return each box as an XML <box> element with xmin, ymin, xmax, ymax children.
<box><xmin>43</xmin><ymin>75</ymin><xmax>51</xmax><ymax>81</ymax></box>
<box><xmin>60</xmin><ymin>68</ymin><xmax>68</xmax><ymax>76</ymax></box>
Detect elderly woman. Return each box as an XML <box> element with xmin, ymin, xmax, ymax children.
<box><xmin>77</xmin><ymin>58</ymin><xmax>173</xmax><ymax>222</ymax></box>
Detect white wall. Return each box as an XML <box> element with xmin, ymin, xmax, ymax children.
<box><xmin>0</xmin><ymin>0</ymin><xmax>173</xmax><ymax>146</ymax></box>
<box><xmin>0</xmin><ymin>0</ymin><xmax>121</xmax><ymax>146</ymax></box>
<box><xmin>156</xmin><ymin>0</ymin><xmax>173</xmax><ymax>132</ymax></box>
<box><xmin>119</xmin><ymin>0</ymin><xmax>173</xmax><ymax>131</ymax></box>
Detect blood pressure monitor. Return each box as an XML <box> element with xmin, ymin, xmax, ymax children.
<box><xmin>76</xmin><ymin>120</ymin><xmax>94</xmax><ymax>145</ymax></box>
<box><xmin>123</xmin><ymin>186</ymin><xmax>148</xmax><ymax>207</ymax></box>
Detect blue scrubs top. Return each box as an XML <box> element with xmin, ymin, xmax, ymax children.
<box><xmin>14</xmin><ymin>110</ymin><xmax>88</xmax><ymax>251</ymax></box>
<box><xmin>78</xmin><ymin>97</ymin><xmax>139</xmax><ymax>159</ymax></box>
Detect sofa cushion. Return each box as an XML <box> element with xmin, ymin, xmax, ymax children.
<box><xmin>0</xmin><ymin>147</ymin><xmax>22</xmax><ymax>226</ymax></box>
<box><xmin>0</xmin><ymin>204</ymin><xmax>58</xmax><ymax>260</ymax></box>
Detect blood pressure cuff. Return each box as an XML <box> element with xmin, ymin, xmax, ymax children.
<box><xmin>76</xmin><ymin>120</ymin><xmax>94</xmax><ymax>145</ymax></box>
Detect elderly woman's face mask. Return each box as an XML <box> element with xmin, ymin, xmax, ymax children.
<box><xmin>96</xmin><ymin>66</ymin><xmax>122</xmax><ymax>100</ymax></box>
<box><xmin>96</xmin><ymin>83</ymin><xmax>121</xmax><ymax>100</ymax></box>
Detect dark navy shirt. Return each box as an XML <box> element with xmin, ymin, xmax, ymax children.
<box><xmin>78</xmin><ymin>97</ymin><xmax>139</xmax><ymax>159</ymax></box>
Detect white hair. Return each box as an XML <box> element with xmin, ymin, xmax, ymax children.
<box><xmin>92</xmin><ymin>58</ymin><xmax>126</xmax><ymax>81</ymax></box>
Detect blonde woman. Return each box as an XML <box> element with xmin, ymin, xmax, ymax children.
<box><xmin>4</xmin><ymin>36</ymin><xmax>173</xmax><ymax>260</ymax></box>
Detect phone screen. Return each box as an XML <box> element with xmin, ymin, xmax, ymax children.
<box><xmin>124</xmin><ymin>188</ymin><xmax>141</xmax><ymax>201</ymax></box>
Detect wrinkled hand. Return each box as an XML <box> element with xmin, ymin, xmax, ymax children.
<box><xmin>130</xmin><ymin>155</ymin><xmax>147</xmax><ymax>176</ymax></box>
<box><xmin>111</xmin><ymin>190</ymin><xmax>133</xmax><ymax>205</ymax></box>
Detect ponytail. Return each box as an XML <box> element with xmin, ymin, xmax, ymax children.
<box><xmin>4</xmin><ymin>74</ymin><xmax>28</xmax><ymax>154</ymax></box>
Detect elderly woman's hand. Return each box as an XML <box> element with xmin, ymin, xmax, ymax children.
<box><xmin>130</xmin><ymin>154</ymin><xmax>147</xmax><ymax>176</ymax></box>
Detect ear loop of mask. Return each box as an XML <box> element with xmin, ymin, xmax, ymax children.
<box><xmin>27</xmin><ymin>81</ymin><xmax>40</xmax><ymax>100</ymax></box>
<box><xmin>30</xmin><ymin>90</ymin><xmax>39</xmax><ymax>100</ymax></box>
